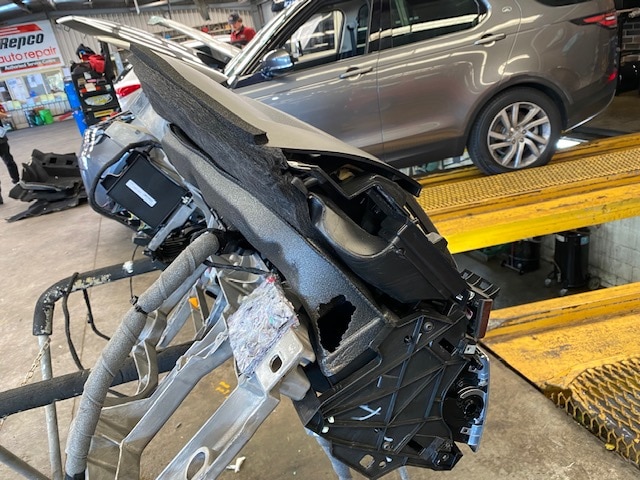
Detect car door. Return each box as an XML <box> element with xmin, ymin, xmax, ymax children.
<box><xmin>374</xmin><ymin>0</ymin><xmax>521</xmax><ymax>167</ymax></box>
<box><xmin>234</xmin><ymin>0</ymin><xmax>384</xmax><ymax>157</ymax></box>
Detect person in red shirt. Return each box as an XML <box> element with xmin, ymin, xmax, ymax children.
<box><xmin>228</xmin><ymin>13</ymin><xmax>256</xmax><ymax>48</ymax></box>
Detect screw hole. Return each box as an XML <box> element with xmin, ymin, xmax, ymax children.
<box><xmin>270</xmin><ymin>355</ymin><xmax>283</xmax><ymax>372</ymax></box>
<box><xmin>186</xmin><ymin>450</ymin><xmax>208</xmax><ymax>479</ymax></box>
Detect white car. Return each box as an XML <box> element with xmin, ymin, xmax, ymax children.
<box><xmin>113</xmin><ymin>62</ymin><xmax>142</xmax><ymax>112</ymax></box>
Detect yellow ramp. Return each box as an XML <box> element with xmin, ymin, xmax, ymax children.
<box><xmin>418</xmin><ymin>134</ymin><xmax>640</xmax><ymax>465</ymax></box>
<box><xmin>419</xmin><ymin>133</ymin><xmax>640</xmax><ymax>253</ymax></box>
<box><xmin>418</xmin><ymin>132</ymin><xmax>640</xmax><ymax>188</ymax></box>
<box><xmin>484</xmin><ymin>282</ymin><xmax>640</xmax><ymax>466</ymax></box>
<box><xmin>484</xmin><ymin>282</ymin><xmax>640</xmax><ymax>387</ymax></box>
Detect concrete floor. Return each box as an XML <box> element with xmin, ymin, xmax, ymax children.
<box><xmin>1</xmin><ymin>95</ymin><xmax>640</xmax><ymax>480</ymax></box>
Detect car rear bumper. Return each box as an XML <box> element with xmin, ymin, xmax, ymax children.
<box><xmin>565</xmin><ymin>79</ymin><xmax>617</xmax><ymax>131</ymax></box>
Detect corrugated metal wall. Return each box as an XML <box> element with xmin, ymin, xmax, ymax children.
<box><xmin>51</xmin><ymin>6</ymin><xmax>254</xmax><ymax>66</ymax></box>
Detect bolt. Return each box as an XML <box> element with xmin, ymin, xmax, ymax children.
<box><xmin>327</xmin><ymin>416</ymin><xmax>335</xmax><ymax>424</ymax></box>
<box><xmin>423</xmin><ymin>322</ymin><xmax>434</xmax><ymax>332</ymax></box>
<box><xmin>321</xmin><ymin>426</ymin><xmax>329</xmax><ymax>434</ymax></box>
<box><xmin>382</xmin><ymin>442</ymin><xmax>393</xmax><ymax>451</ymax></box>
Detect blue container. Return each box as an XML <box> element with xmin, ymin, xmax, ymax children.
<box><xmin>72</xmin><ymin>109</ymin><xmax>87</xmax><ymax>136</ymax></box>
<box><xmin>66</xmin><ymin>81</ymin><xmax>87</xmax><ymax>135</ymax></box>
<box><xmin>64</xmin><ymin>81</ymin><xmax>81</xmax><ymax>109</ymax></box>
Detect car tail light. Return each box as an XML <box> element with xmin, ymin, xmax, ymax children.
<box><xmin>116</xmin><ymin>84</ymin><xmax>141</xmax><ymax>98</ymax></box>
<box><xmin>573</xmin><ymin>11</ymin><xmax>618</xmax><ymax>29</ymax></box>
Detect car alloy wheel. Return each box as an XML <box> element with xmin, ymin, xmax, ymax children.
<box><xmin>487</xmin><ymin>101</ymin><xmax>551</xmax><ymax>169</ymax></box>
<box><xmin>468</xmin><ymin>88</ymin><xmax>561</xmax><ymax>175</ymax></box>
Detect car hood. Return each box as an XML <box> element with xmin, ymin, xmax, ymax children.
<box><xmin>147</xmin><ymin>16</ymin><xmax>240</xmax><ymax>66</ymax></box>
<box><xmin>56</xmin><ymin>15</ymin><xmax>229</xmax><ymax>84</ymax></box>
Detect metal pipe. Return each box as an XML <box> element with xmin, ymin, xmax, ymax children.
<box><xmin>25</xmin><ymin>257</ymin><xmax>159</xmax><ymax>480</ymax></box>
<box><xmin>33</xmin><ymin>257</ymin><xmax>160</xmax><ymax>336</ymax></box>
<box><xmin>38</xmin><ymin>335</ymin><xmax>63</xmax><ymax>480</ymax></box>
<box><xmin>0</xmin><ymin>343</ymin><xmax>191</xmax><ymax>418</ymax></box>
<box><xmin>65</xmin><ymin>232</ymin><xmax>219</xmax><ymax>477</ymax></box>
<box><xmin>0</xmin><ymin>444</ymin><xmax>49</xmax><ymax>480</ymax></box>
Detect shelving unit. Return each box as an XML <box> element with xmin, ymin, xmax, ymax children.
<box><xmin>71</xmin><ymin>68</ymin><xmax>120</xmax><ymax>127</ymax></box>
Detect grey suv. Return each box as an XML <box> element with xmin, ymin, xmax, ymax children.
<box><xmin>60</xmin><ymin>0</ymin><xmax>618</xmax><ymax>174</ymax></box>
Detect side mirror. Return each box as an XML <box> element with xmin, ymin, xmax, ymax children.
<box><xmin>261</xmin><ymin>49</ymin><xmax>294</xmax><ymax>78</ymax></box>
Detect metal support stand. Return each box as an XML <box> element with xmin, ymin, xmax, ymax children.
<box><xmin>38</xmin><ymin>334</ymin><xmax>63</xmax><ymax>480</ymax></box>
<box><xmin>81</xmin><ymin>309</ymin><xmax>315</xmax><ymax>478</ymax></box>
<box><xmin>158</xmin><ymin>326</ymin><xmax>314</xmax><ymax>479</ymax></box>
<box><xmin>0</xmin><ymin>258</ymin><xmax>162</xmax><ymax>479</ymax></box>
<box><xmin>0</xmin><ymin>445</ymin><xmax>49</xmax><ymax>480</ymax></box>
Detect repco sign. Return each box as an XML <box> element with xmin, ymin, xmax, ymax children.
<box><xmin>0</xmin><ymin>21</ymin><xmax>64</xmax><ymax>76</ymax></box>
<box><xmin>0</xmin><ymin>33</ymin><xmax>46</xmax><ymax>50</ymax></box>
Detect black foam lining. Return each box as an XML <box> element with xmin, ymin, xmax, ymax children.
<box><xmin>129</xmin><ymin>45</ymin><xmax>316</xmax><ymax>239</ymax></box>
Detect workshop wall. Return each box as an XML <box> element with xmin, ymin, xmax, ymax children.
<box><xmin>540</xmin><ymin>218</ymin><xmax>640</xmax><ymax>287</ymax></box>
<box><xmin>51</xmin><ymin>6</ymin><xmax>254</xmax><ymax>67</ymax></box>
<box><xmin>621</xmin><ymin>15</ymin><xmax>640</xmax><ymax>61</ymax></box>
<box><xmin>589</xmin><ymin>218</ymin><xmax>640</xmax><ymax>286</ymax></box>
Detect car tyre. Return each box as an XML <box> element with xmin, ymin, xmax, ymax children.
<box><xmin>468</xmin><ymin>88</ymin><xmax>561</xmax><ymax>175</ymax></box>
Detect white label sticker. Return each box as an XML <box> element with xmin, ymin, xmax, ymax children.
<box><xmin>125</xmin><ymin>179</ymin><xmax>157</xmax><ymax>207</ymax></box>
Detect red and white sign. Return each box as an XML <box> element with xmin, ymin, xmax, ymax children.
<box><xmin>0</xmin><ymin>21</ymin><xmax>64</xmax><ymax>76</ymax></box>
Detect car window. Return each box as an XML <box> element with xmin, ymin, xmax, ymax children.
<box><xmin>285</xmin><ymin>11</ymin><xmax>343</xmax><ymax>62</ymax></box>
<box><xmin>356</xmin><ymin>3</ymin><xmax>370</xmax><ymax>50</ymax></box>
<box><xmin>373</xmin><ymin>0</ymin><xmax>485</xmax><ymax>50</ymax></box>
<box><xmin>281</xmin><ymin>0</ymin><xmax>370</xmax><ymax>72</ymax></box>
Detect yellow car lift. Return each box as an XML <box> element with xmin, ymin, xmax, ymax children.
<box><xmin>484</xmin><ymin>284</ymin><xmax>640</xmax><ymax>466</ymax></box>
<box><xmin>417</xmin><ymin>133</ymin><xmax>640</xmax><ymax>255</ymax></box>
<box><xmin>418</xmin><ymin>133</ymin><xmax>640</xmax><ymax>467</ymax></box>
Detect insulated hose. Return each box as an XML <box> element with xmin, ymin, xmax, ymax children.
<box><xmin>64</xmin><ymin>232</ymin><xmax>220</xmax><ymax>478</ymax></box>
